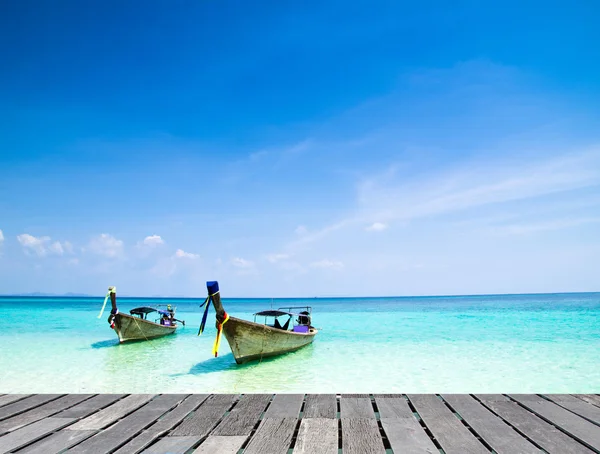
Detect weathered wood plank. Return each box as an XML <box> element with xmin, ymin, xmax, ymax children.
<box><xmin>58</xmin><ymin>394</ymin><xmax>127</xmax><ymax>418</ymax></box>
<box><xmin>294</xmin><ymin>418</ymin><xmax>338</xmax><ymax>454</ymax></box>
<box><xmin>212</xmin><ymin>394</ymin><xmax>271</xmax><ymax>436</ymax></box>
<box><xmin>375</xmin><ymin>397</ymin><xmax>438</xmax><ymax>454</ymax></box>
<box><xmin>0</xmin><ymin>417</ymin><xmax>75</xmax><ymax>453</ymax></box>
<box><xmin>170</xmin><ymin>394</ymin><xmax>236</xmax><ymax>437</ymax></box>
<box><xmin>0</xmin><ymin>395</ymin><xmax>31</xmax><ymax>409</ymax></box>
<box><xmin>478</xmin><ymin>398</ymin><xmax>595</xmax><ymax>454</ymax></box>
<box><xmin>442</xmin><ymin>394</ymin><xmax>541</xmax><ymax>454</ymax></box>
<box><xmin>67</xmin><ymin>394</ymin><xmax>155</xmax><ymax>430</ymax></box>
<box><xmin>408</xmin><ymin>394</ymin><xmax>487</xmax><ymax>454</ymax></box>
<box><xmin>113</xmin><ymin>394</ymin><xmax>206</xmax><ymax>454</ymax></box>
<box><xmin>0</xmin><ymin>395</ymin><xmax>63</xmax><ymax>422</ymax></box>
<box><xmin>543</xmin><ymin>395</ymin><xmax>600</xmax><ymax>425</ymax></box>
<box><xmin>0</xmin><ymin>394</ymin><xmax>92</xmax><ymax>434</ymax></box>
<box><xmin>575</xmin><ymin>395</ymin><xmax>600</xmax><ymax>408</ymax></box>
<box><xmin>192</xmin><ymin>436</ymin><xmax>247</xmax><ymax>454</ymax></box>
<box><xmin>340</xmin><ymin>398</ymin><xmax>375</xmax><ymax>419</ymax></box>
<box><xmin>243</xmin><ymin>417</ymin><xmax>297</xmax><ymax>454</ymax></box>
<box><xmin>18</xmin><ymin>429</ymin><xmax>96</xmax><ymax>454</ymax></box>
<box><xmin>67</xmin><ymin>395</ymin><xmax>186</xmax><ymax>454</ymax></box>
<box><xmin>510</xmin><ymin>394</ymin><xmax>546</xmax><ymax>402</ymax></box>
<box><xmin>141</xmin><ymin>436</ymin><xmax>201</xmax><ymax>454</ymax></box>
<box><xmin>303</xmin><ymin>395</ymin><xmax>336</xmax><ymax>419</ymax></box>
<box><xmin>341</xmin><ymin>418</ymin><xmax>385</xmax><ymax>454</ymax></box>
<box><xmin>265</xmin><ymin>394</ymin><xmax>303</xmax><ymax>418</ymax></box>
<box><xmin>510</xmin><ymin>395</ymin><xmax>600</xmax><ymax>450</ymax></box>
<box><xmin>475</xmin><ymin>394</ymin><xmax>510</xmax><ymax>402</ymax></box>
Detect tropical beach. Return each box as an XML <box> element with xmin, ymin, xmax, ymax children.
<box><xmin>2</xmin><ymin>0</ymin><xmax>600</xmax><ymax>452</ymax></box>
<box><xmin>1</xmin><ymin>292</ymin><xmax>598</xmax><ymax>394</ymax></box>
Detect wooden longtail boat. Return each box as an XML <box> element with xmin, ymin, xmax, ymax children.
<box><xmin>98</xmin><ymin>287</ymin><xmax>185</xmax><ymax>343</ymax></box>
<box><xmin>200</xmin><ymin>281</ymin><xmax>317</xmax><ymax>364</ymax></box>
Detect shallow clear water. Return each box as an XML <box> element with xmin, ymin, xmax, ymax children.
<box><xmin>1</xmin><ymin>293</ymin><xmax>599</xmax><ymax>393</ymax></box>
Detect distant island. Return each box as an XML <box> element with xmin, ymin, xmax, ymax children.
<box><xmin>1</xmin><ymin>292</ymin><xmax>94</xmax><ymax>297</ymax></box>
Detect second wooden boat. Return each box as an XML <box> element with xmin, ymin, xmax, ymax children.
<box><xmin>199</xmin><ymin>281</ymin><xmax>317</xmax><ymax>364</ymax></box>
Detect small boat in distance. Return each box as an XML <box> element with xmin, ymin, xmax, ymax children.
<box><xmin>98</xmin><ymin>286</ymin><xmax>185</xmax><ymax>343</ymax></box>
<box><xmin>199</xmin><ymin>281</ymin><xmax>317</xmax><ymax>364</ymax></box>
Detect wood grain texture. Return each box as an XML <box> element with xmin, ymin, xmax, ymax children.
<box><xmin>303</xmin><ymin>395</ymin><xmax>337</xmax><ymax>419</ymax></box>
<box><xmin>66</xmin><ymin>395</ymin><xmax>186</xmax><ymax>454</ymax></box>
<box><xmin>113</xmin><ymin>394</ymin><xmax>207</xmax><ymax>454</ymax></box>
<box><xmin>340</xmin><ymin>398</ymin><xmax>375</xmax><ymax>419</ymax></box>
<box><xmin>294</xmin><ymin>418</ymin><xmax>338</xmax><ymax>454</ymax></box>
<box><xmin>0</xmin><ymin>417</ymin><xmax>75</xmax><ymax>454</ymax></box>
<box><xmin>408</xmin><ymin>394</ymin><xmax>488</xmax><ymax>454</ymax></box>
<box><xmin>192</xmin><ymin>436</ymin><xmax>247</xmax><ymax>454</ymax></box>
<box><xmin>442</xmin><ymin>394</ymin><xmax>541</xmax><ymax>454</ymax></box>
<box><xmin>341</xmin><ymin>418</ymin><xmax>385</xmax><ymax>454</ymax></box>
<box><xmin>574</xmin><ymin>395</ymin><xmax>600</xmax><ymax>408</ymax></box>
<box><xmin>0</xmin><ymin>394</ymin><xmax>92</xmax><ymax>434</ymax></box>
<box><xmin>265</xmin><ymin>394</ymin><xmax>303</xmax><ymax>418</ymax></box>
<box><xmin>58</xmin><ymin>394</ymin><xmax>127</xmax><ymax>418</ymax></box>
<box><xmin>543</xmin><ymin>395</ymin><xmax>600</xmax><ymax>425</ymax></box>
<box><xmin>170</xmin><ymin>394</ymin><xmax>236</xmax><ymax>437</ymax></box>
<box><xmin>509</xmin><ymin>395</ymin><xmax>600</xmax><ymax>450</ymax></box>
<box><xmin>0</xmin><ymin>395</ymin><xmax>63</xmax><ymax>422</ymax></box>
<box><xmin>212</xmin><ymin>394</ymin><xmax>271</xmax><ymax>436</ymax></box>
<box><xmin>243</xmin><ymin>417</ymin><xmax>298</xmax><ymax>454</ymax></box>
<box><xmin>141</xmin><ymin>436</ymin><xmax>201</xmax><ymax>454</ymax></box>
<box><xmin>18</xmin><ymin>429</ymin><xmax>96</xmax><ymax>454</ymax></box>
<box><xmin>376</xmin><ymin>398</ymin><xmax>438</xmax><ymax>454</ymax></box>
<box><xmin>479</xmin><ymin>399</ymin><xmax>595</xmax><ymax>454</ymax></box>
<box><xmin>67</xmin><ymin>394</ymin><xmax>155</xmax><ymax>430</ymax></box>
<box><xmin>0</xmin><ymin>395</ymin><xmax>31</xmax><ymax>409</ymax></box>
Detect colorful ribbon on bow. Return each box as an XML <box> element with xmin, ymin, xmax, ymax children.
<box><xmin>212</xmin><ymin>311</ymin><xmax>229</xmax><ymax>357</ymax></box>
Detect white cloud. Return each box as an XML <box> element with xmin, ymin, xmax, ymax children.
<box><xmin>48</xmin><ymin>241</ymin><xmax>64</xmax><ymax>255</ymax></box>
<box><xmin>0</xmin><ymin>229</ymin><xmax>4</xmax><ymax>243</ymax></box>
<box><xmin>489</xmin><ymin>217</ymin><xmax>600</xmax><ymax>236</ymax></box>
<box><xmin>87</xmin><ymin>234</ymin><xmax>124</xmax><ymax>258</ymax></box>
<box><xmin>310</xmin><ymin>259</ymin><xmax>344</xmax><ymax>270</ymax></box>
<box><xmin>174</xmin><ymin>249</ymin><xmax>199</xmax><ymax>259</ymax></box>
<box><xmin>232</xmin><ymin>257</ymin><xmax>254</xmax><ymax>268</ymax></box>
<box><xmin>266</xmin><ymin>253</ymin><xmax>290</xmax><ymax>263</ymax></box>
<box><xmin>17</xmin><ymin>234</ymin><xmax>71</xmax><ymax>257</ymax></box>
<box><xmin>366</xmin><ymin>222</ymin><xmax>388</xmax><ymax>232</ymax></box>
<box><xmin>142</xmin><ymin>235</ymin><xmax>164</xmax><ymax>247</ymax></box>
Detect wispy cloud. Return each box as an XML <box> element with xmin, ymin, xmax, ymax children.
<box><xmin>141</xmin><ymin>235</ymin><xmax>164</xmax><ymax>247</ymax></box>
<box><xmin>174</xmin><ymin>249</ymin><xmax>198</xmax><ymax>259</ymax></box>
<box><xmin>86</xmin><ymin>234</ymin><xmax>124</xmax><ymax>258</ymax></box>
<box><xmin>0</xmin><ymin>229</ymin><xmax>4</xmax><ymax>244</ymax></box>
<box><xmin>365</xmin><ymin>222</ymin><xmax>388</xmax><ymax>232</ymax></box>
<box><xmin>266</xmin><ymin>253</ymin><xmax>290</xmax><ymax>263</ymax></box>
<box><xmin>231</xmin><ymin>257</ymin><xmax>254</xmax><ymax>268</ymax></box>
<box><xmin>17</xmin><ymin>234</ymin><xmax>72</xmax><ymax>257</ymax></box>
<box><xmin>488</xmin><ymin>217</ymin><xmax>600</xmax><ymax>236</ymax></box>
<box><xmin>310</xmin><ymin>259</ymin><xmax>344</xmax><ymax>270</ymax></box>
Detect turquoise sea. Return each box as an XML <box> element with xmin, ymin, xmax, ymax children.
<box><xmin>1</xmin><ymin>293</ymin><xmax>599</xmax><ymax>394</ymax></box>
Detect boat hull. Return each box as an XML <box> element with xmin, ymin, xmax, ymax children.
<box><xmin>111</xmin><ymin>313</ymin><xmax>176</xmax><ymax>343</ymax></box>
<box><xmin>222</xmin><ymin>316</ymin><xmax>317</xmax><ymax>364</ymax></box>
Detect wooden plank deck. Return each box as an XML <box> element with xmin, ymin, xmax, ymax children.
<box><xmin>0</xmin><ymin>394</ymin><xmax>598</xmax><ymax>453</ymax></box>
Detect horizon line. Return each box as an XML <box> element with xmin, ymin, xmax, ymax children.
<box><xmin>1</xmin><ymin>290</ymin><xmax>599</xmax><ymax>300</ymax></box>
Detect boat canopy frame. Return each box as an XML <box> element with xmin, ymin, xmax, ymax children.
<box><xmin>130</xmin><ymin>304</ymin><xmax>177</xmax><ymax>320</ymax></box>
<box><xmin>252</xmin><ymin>306</ymin><xmax>313</xmax><ymax>330</ymax></box>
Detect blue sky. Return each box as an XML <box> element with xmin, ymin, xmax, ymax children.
<box><xmin>1</xmin><ymin>1</ymin><xmax>599</xmax><ymax>297</ymax></box>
